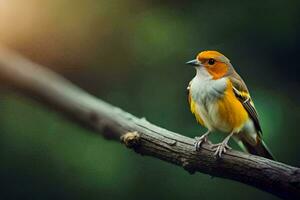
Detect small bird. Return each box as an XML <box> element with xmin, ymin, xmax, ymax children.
<box><xmin>186</xmin><ymin>50</ymin><xmax>274</xmax><ymax>159</ymax></box>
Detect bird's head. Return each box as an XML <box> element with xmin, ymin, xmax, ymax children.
<box><xmin>186</xmin><ymin>50</ymin><xmax>231</xmax><ymax>79</ymax></box>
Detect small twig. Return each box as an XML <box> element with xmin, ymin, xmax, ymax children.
<box><xmin>0</xmin><ymin>46</ymin><xmax>299</xmax><ymax>199</ymax></box>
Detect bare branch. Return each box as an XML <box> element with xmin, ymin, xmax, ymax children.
<box><xmin>0</xmin><ymin>46</ymin><xmax>299</xmax><ymax>200</ymax></box>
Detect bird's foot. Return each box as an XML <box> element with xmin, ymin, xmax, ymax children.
<box><xmin>194</xmin><ymin>131</ymin><xmax>210</xmax><ymax>151</ymax></box>
<box><xmin>211</xmin><ymin>142</ymin><xmax>232</xmax><ymax>157</ymax></box>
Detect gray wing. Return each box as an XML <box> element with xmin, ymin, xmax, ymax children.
<box><xmin>229</xmin><ymin>71</ymin><xmax>263</xmax><ymax>136</ymax></box>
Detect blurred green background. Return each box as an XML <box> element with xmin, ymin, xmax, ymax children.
<box><xmin>0</xmin><ymin>0</ymin><xmax>299</xmax><ymax>199</ymax></box>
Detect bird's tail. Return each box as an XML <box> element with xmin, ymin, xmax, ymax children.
<box><xmin>235</xmin><ymin>134</ymin><xmax>275</xmax><ymax>160</ymax></box>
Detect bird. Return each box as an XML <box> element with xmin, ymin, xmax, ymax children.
<box><xmin>186</xmin><ymin>50</ymin><xmax>274</xmax><ymax>159</ymax></box>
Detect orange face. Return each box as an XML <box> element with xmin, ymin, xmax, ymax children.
<box><xmin>196</xmin><ymin>51</ymin><xmax>230</xmax><ymax>79</ymax></box>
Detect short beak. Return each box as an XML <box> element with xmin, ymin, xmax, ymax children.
<box><xmin>185</xmin><ymin>59</ymin><xmax>201</xmax><ymax>66</ymax></box>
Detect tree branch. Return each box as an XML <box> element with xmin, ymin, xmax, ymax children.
<box><xmin>0</xmin><ymin>46</ymin><xmax>299</xmax><ymax>200</ymax></box>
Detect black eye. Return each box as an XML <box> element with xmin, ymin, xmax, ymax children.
<box><xmin>208</xmin><ymin>58</ymin><xmax>215</xmax><ymax>65</ymax></box>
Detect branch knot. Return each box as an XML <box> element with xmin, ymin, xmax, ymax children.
<box><xmin>121</xmin><ymin>131</ymin><xmax>141</xmax><ymax>148</ymax></box>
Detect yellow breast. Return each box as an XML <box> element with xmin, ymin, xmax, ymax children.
<box><xmin>190</xmin><ymin>97</ymin><xmax>205</xmax><ymax>127</ymax></box>
<box><xmin>217</xmin><ymin>80</ymin><xmax>249</xmax><ymax>132</ymax></box>
<box><xmin>189</xmin><ymin>79</ymin><xmax>249</xmax><ymax>133</ymax></box>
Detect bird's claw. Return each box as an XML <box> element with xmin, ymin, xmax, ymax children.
<box><xmin>194</xmin><ymin>135</ymin><xmax>209</xmax><ymax>151</ymax></box>
<box><xmin>211</xmin><ymin>142</ymin><xmax>232</xmax><ymax>157</ymax></box>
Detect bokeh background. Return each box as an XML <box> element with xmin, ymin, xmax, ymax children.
<box><xmin>0</xmin><ymin>0</ymin><xmax>299</xmax><ymax>199</ymax></box>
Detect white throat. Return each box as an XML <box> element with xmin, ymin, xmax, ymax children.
<box><xmin>190</xmin><ymin>67</ymin><xmax>227</xmax><ymax>102</ymax></box>
<box><xmin>195</xmin><ymin>66</ymin><xmax>213</xmax><ymax>80</ymax></box>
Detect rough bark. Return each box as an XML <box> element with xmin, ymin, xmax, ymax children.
<box><xmin>0</xmin><ymin>46</ymin><xmax>299</xmax><ymax>200</ymax></box>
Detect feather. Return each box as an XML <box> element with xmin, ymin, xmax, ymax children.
<box><xmin>187</xmin><ymin>82</ymin><xmax>191</xmax><ymax>105</ymax></box>
<box><xmin>229</xmin><ymin>73</ymin><xmax>263</xmax><ymax>137</ymax></box>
